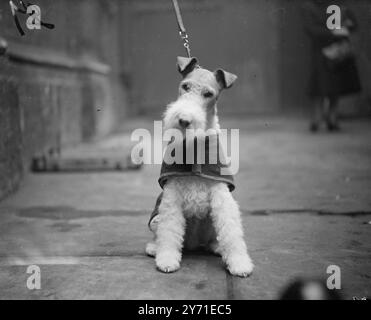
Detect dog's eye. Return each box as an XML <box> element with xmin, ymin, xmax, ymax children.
<box><xmin>203</xmin><ymin>91</ymin><xmax>214</xmax><ymax>98</ymax></box>
<box><xmin>181</xmin><ymin>83</ymin><xmax>190</xmax><ymax>92</ymax></box>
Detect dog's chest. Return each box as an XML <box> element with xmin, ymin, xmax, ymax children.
<box><xmin>172</xmin><ymin>176</ymin><xmax>214</xmax><ymax>219</ymax></box>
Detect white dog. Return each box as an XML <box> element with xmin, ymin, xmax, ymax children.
<box><xmin>146</xmin><ymin>57</ymin><xmax>254</xmax><ymax>277</ymax></box>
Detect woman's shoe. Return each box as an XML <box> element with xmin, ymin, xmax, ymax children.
<box><xmin>327</xmin><ymin>121</ymin><xmax>340</xmax><ymax>132</ymax></box>
<box><xmin>310</xmin><ymin>122</ymin><xmax>319</xmax><ymax>132</ymax></box>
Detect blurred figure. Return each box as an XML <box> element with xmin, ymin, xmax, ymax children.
<box><xmin>280</xmin><ymin>278</ymin><xmax>341</xmax><ymax>300</ymax></box>
<box><xmin>302</xmin><ymin>0</ymin><xmax>361</xmax><ymax>132</ymax></box>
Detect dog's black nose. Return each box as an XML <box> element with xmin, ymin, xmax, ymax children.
<box><xmin>179</xmin><ymin>119</ymin><xmax>191</xmax><ymax>128</ymax></box>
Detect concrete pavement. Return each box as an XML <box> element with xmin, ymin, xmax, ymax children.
<box><xmin>0</xmin><ymin>117</ymin><xmax>370</xmax><ymax>299</ymax></box>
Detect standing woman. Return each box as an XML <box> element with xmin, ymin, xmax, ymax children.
<box><xmin>302</xmin><ymin>0</ymin><xmax>361</xmax><ymax>132</ymax></box>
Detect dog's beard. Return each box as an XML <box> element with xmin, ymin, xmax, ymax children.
<box><xmin>163</xmin><ymin>99</ymin><xmax>207</xmax><ymax>133</ymax></box>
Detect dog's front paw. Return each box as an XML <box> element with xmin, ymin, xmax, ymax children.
<box><xmin>156</xmin><ymin>252</ymin><xmax>181</xmax><ymax>273</ymax></box>
<box><xmin>227</xmin><ymin>254</ymin><xmax>254</xmax><ymax>277</ymax></box>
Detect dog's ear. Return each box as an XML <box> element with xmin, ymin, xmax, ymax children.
<box><xmin>214</xmin><ymin>69</ymin><xmax>238</xmax><ymax>89</ymax></box>
<box><xmin>177</xmin><ymin>56</ymin><xmax>198</xmax><ymax>76</ymax></box>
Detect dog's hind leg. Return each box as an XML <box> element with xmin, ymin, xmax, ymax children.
<box><xmin>145</xmin><ymin>240</ymin><xmax>157</xmax><ymax>257</ymax></box>
<box><xmin>155</xmin><ymin>186</ymin><xmax>185</xmax><ymax>273</ymax></box>
<box><xmin>146</xmin><ymin>213</ymin><xmax>160</xmax><ymax>257</ymax></box>
<box><xmin>207</xmin><ymin>240</ymin><xmax>221</xmax><ymax>256</ymax></box>
<box><xmin>210</xmin><ymin>184</ymin><xmax>254</xmax><ymax>277</ymax></box>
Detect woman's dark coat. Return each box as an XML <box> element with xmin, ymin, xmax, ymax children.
<box><xmin>302</xmin><ymin>1</ymin><xmax>361</xmax><ymax>98</ymax></box>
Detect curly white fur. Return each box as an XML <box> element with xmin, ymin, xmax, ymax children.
<box><xmin>146</xmin><ymin>65</ymin><xmax>254</xmax><ymax>277</ymax></box>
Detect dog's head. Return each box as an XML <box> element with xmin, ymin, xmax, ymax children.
<box><xmin>163</xmin><ymin>57</ymin><xmax>237</xmax><ymax>133</ymax></box>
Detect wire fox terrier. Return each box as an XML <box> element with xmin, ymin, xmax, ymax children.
<box><xmin>145</xmin><ymin>56</ymin><xmax>254</xmax><ymax>277</ymax></box>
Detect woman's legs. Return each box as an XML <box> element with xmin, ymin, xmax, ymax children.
<box><xmin>310</xmin><ymin>95</ymin><xmax>340</xmax><ymax>132</ymax></box>
<box><xmin>326</xmin><ymin>95</ymin><xmax>340</xmax><ymax>131</ymax></box>
<box><xmin>310</xmin><ymin>97</ymin><xmax>325</xmax><ymax>132</ymax></box>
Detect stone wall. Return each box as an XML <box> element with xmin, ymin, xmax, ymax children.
<box><xmin>0</xmin><ymin>0</ymin><xmax>129</xmax><ymax>200</ymax></box>
<box><xmin>0</xmin><ymin>57</ymin><xmax>22</xmax><ymax>200</ymax></box>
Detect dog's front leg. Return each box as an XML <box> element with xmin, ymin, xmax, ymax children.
<box><xmin>210</xmin><ymin>184</ymin><xmax>254</xmax><ymax>277</ymax></box>
<box><xmin>155</xmin><ymin>187</ymin><xmax>185</xmax><ymax>273</ymax></box>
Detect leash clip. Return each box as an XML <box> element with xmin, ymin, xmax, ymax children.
<box><xmin>172</xmin><ymin>0</ymin><xmax>192</xmax><ymax>58</ymax></box>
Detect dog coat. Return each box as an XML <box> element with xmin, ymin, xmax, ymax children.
<box><xmin>149</xmin><ymin>134</ymin><xmax>235</xmax><ymax>229</ymax></box>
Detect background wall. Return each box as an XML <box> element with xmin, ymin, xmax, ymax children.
<box><xmin>1</xmin><ymin>0</ymin><xmax>370</xmax><ymax>200</ymax></box>
<box><xmin>0</xmin><ymin>0</ymin><xmax>129</xmax><ymax>199</ymax></box>
<box><xmin>123</xmin><ymin>0</ymin><xmax>282</xmax><ymax>116</ymax></box>
<box><xmin>122</xmin><ymin>0</ymin><xmax>371</xmax><ymax>117</ymax></box>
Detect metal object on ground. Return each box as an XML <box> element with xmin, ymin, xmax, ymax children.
<box><xmin>0</xmin><ymin>37</ymin><xmax>8</xmax><ymax>55</ymax></box>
